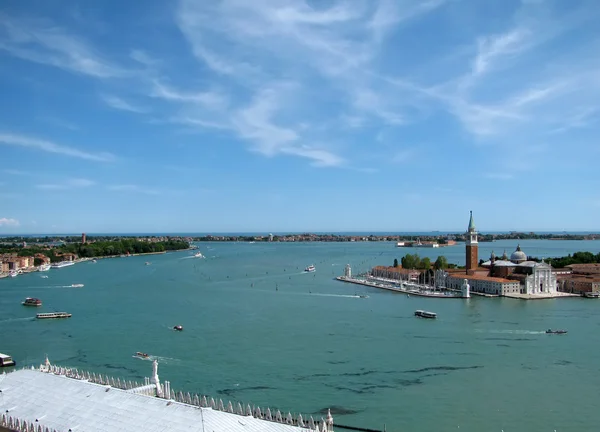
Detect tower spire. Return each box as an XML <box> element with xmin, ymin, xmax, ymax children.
<box><xmin>468</xmin><ymin>210</ymin><xmax>476</xmax><ymax>232</ymax></box>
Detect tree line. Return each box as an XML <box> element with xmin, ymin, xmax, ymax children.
<box><xmin>1</xmin><ymin>239</ymin><xmax>190</xmax><ymax>262</ymax></box>
<box><xmin>393</xmin><ymin>253</ymin><xmax>454</xmax><ymax>270</ymax></box>
<box><xmin>533</xmin><ymin>251</ymin><xmax>600</xmax><ymax>269</ymax></box>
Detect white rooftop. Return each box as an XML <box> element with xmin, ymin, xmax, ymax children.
<box><xmin>0</xmin><ymin>369</ymin><xmax>319</xmax><ymax>432</ymax></box>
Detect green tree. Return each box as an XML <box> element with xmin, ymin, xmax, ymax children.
<box><xmin>419</xmin><ymin>257</ymin><xmax>431</xmax><ymax>270</ymax></box>
<box><xmin>434</xmin><ymin>256</ymin><xmax>448</xmax><ymax>270</ymax></box>
<box><xmin>393</xmin><ymin>258</ymin><xmax>399</xmax><ymax>268</ymax></box>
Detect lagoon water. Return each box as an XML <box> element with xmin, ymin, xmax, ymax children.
<box><xmin>2</xmin><ymin>239</ymin><xmax>600</xmax><ymax>432</ymax></box>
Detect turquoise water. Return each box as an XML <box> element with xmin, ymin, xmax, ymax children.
<box><xmin>2</xmin><ymin>240</ymin><xmax>600</xmax><ymax>432</ymax></box>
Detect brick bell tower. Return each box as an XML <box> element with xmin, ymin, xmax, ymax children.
<box><xmin>465</xmin><ymin>211</ymin><xmax>478</xmax><ymax>273</ymax></box>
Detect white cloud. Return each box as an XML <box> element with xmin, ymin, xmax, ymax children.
<box><xmin>0</xmin><ymin>133</ymin><xmax>115</xmax><ymax>162</ymax></box>
<box><xmin>101</xmin><ymin>94</ymin><xmax>148</xmax><ymax>113</ymax></box>
<box><xmin>36</xmin><ymin>178</ymin><xmax>96</xmax><ymax>190</ymax></box>
<box><xmin>172</xmin><ymin>0</ymin><xmax>445</xmax><ymax>165</ymax></box>
<box><xmin>108</xmin><ymin>184</ymin><xmax>160</xmax><ymax>195</ymax></box>
<box><xmin>0</xmin><ymin>217</ymin><xmax>19</xmax><ymax>227</ymax></box>
<box><xmin>0</xmin><ymin>16</ymin><xmax>127</xmax><ymax>78</ymax></box>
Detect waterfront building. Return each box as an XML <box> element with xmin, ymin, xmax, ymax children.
<box><xmin>557</xmin><ymin>264</ymin><xmax>600</xmax><ymax>294</ymax></box>
<box><xmin>439</xmin><ymin>212</ymin><xmax>558</xmax><ymax>296</ymax></box>
<box><xmin>0</xmin><ymin>357</ymin><xmax>334</xmax><ymax>432</ymax></box>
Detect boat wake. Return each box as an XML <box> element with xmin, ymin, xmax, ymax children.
<box><xmin>307</xmin><ymin>293</ymin><xmax>363</xmax><ymax>299</ymax></box>
<box><xmin>477</xmin><ymin>329</ymin><xmax>546</xmax><ymax>335</ymax></box>
<box><xmin>0</xmin><ymin>317</ymin><xmax>35</xmax><ymax>324</ymax></box>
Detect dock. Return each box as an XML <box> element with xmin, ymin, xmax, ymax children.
<box><xmin>335</xmin><ymin>276</ymin><xmax>464</xmax><ymax>298</ymax></box>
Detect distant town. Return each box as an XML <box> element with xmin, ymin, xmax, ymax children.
<box><xmin>1</xmin><ymin>231</ymin><xmax>598</xmax><ymax>245</ymax></box>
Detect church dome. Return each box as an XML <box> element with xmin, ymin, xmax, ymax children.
<box><xmin>510</xmin><ymin>245</ymin><xmax>527</xmax><ymax>263</ymax></box>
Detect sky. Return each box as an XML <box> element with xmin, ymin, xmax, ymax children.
<box><xmin>1</xmin><ymin>0</ymin><xmax>599</xmax><ymax>234</ymax></box>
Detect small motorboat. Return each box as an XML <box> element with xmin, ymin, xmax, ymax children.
<box><xmin>173</xmin><ymin>325</ymin><xmax>183</xmax><ymax>331</ymax></box>
<box><xmin>70</xmin><ymin>284</ymin><xmax>84</xmax><ymax>288</ymax></box>
<box><xmin>134</xmin><ymin>352</ymin><xmax>150</xmax><ymax>358</ymax></box>
<box><xmin>145</xmin><ymin>262</ymin><xmax>150</xmax><ymax>266</ymax></box>
<box><xmin>304</xmin><ymin>265</ymin><xmax>316</xmax><ymax>273</ymax></box>
<box><xmin>22</xmin><ymin>297</ymin><xmax>42</xmax><ymax>307</ymax></box>
<box><xmin>545</xmin><ymin>329</ymin><xmax>567</xmax><ymax>334</ymax></box>
<box><xmin>415</xmin><ymin>310</ymin><xmax>437</xmax><ymax>319</ymax></box>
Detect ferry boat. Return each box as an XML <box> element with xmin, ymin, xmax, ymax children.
<box><xmin>0</xmin><ymin>353</ymin><xmax>16</xmax><ymax>368</ymax></box>
<box><xmin>51</xmin><ymin>261</ymin><xmax>75</xmax><ymax>269</ymax></box>
<box><xmin>584</xmin><ymin>292</ymin><xmax>600</xmax><ymax>298</ymax></box>
<box><xmin>415</xmin><ymin>310</ymin><xmax>437</xmax><ymax>319</ymax></box>
<box><xmin>546</xmin><ymin>329</ymin><xmax>567</xmax><ymax>334</ymax></box>
<box><xmin>304</xmin><ymin>265</ymin><xmax>316</xmax><ymax>273</ymax></box>
<box><xmin>36</xmin><ymin>312</ymin><xmax>72</xmax><ymax>319</ymax></box>
<box><xmin>22</xmin><ymin>297</ymin><xmax>42</xmax><ymax>307</ymax></box>
<box><xmin>38</xmin><ymin>264</ymin><xmax>51</xmax><ymax>272</ymax></box>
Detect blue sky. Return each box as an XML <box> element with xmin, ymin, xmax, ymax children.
<box><xmin>1</xmin><ymin>0</ymin><xmax>599</xmax><ymax>234</ymax></box>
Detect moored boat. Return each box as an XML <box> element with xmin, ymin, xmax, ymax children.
<box><xmin>546</xmin><ymin>329</ymin><xmax>567</xmax><ymax>334</ymax></box>
<box><xmin>415</xmin><ymin>310</ymin><xmax>437</xmax><ymax>319</ymax></box>
<box><xmin>584</xmin><ymin>292</ymin><xmax>600</xmax><ymax>298</ymax></box>
<box><xmin>38</xmin><ymin>264</ymin><xmax>51</xmax><ymax>272</ymax></box>
<box><xmin>36</xmin><ymin>312</ymin><xmax>72</xmax><ymax>319</ymax></box>
<box><xmin>22</xmin><ymin>297</ymin><xmax>42</xmax><ymax>307</ymax></box>
<box><xmin>304</xmin><ymin>265</ymin><xmax>316</xmax><ymax>273</ymax></box>
<box><xmin>0</xmin><ymin>353</ymin><xmax>16</xmax><ymax>368</ymax></box>
<box><xmin>9</xmin><ymin>270</ymin><xmax>18</xmax><ymax>278</ymax></box>
<box><xmin>51</xmin><ymin>261</ymin><xmax>75</xmax><ymax>269</ymax></box>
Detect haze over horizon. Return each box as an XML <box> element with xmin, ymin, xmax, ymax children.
<box><xmin>1</xmin><ymin>0</ymin><xmax>599</xmax><ymax>234</ymax></box>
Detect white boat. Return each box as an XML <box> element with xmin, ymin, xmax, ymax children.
<box><xmin>584</xmin><ymin>292</ymin><xmax>600</xmax><ymax>298</ymax></box>
<box><xmin>9</xmin><ymin>271</ymin><xmax>18</xmax><ymax>278</ymax></box>
<box><xmin>51</xmin><ymin>261</ymin><xmax>75</xmax><ymax>269</ymax></box>
<box><xmin>304</xmin><ymin>265</ymin><xmax>316</xmax><ymax>273</ymax></box>
<box><xmin>70</xmin><ymin>284</ymin><xmax>84</xmax><ymax>288</ymax></box>
<box><xmin>36</xmin><ymin>312</ymin><xmax>72</xmax><ymax>319</ymax></box>
<box><xmin>0</xmin><ymin>353</ymin><xmax>16</xmax><ymax>368</ymax></box>
<box><xmin>415</xmin><ymin>310</ymin><xmax>437</xmax><ymax>319</ymax></box>
<box><xmin>193</xmin><ymin>252</ymin><xmax>205</xmax><ymax>258</ymax></box>
<box><xmin>38</xmin><ymin>264</ymin><xmax>51</xmax><ymax>272</ymax></box>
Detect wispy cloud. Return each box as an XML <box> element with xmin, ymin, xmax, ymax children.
<box><xmin>101</xmin><ymin>94</ymin><xmax>148</xmax><ymax>113</ymax></box>
<box><xmin>0</xmin><ymin>217</ymin><xmax>19</xmax><ymax>227</ymax></box>
<box><xmin>0</xmin><ymin>15</ymin><xmax>127</xmax><ymax>78</ymax></box>
<box><xmin>36</xmin><ymin>178</ymin><xmax>96</xmax><ymax>190</ymax></box>
<box><xmin>0</xmin><ymin>133</ymin><xmax>115</xmax><ymax>162</ymax></box>
<box><xmin>3</xmin><ymin>169</ymin><xmax>33</xmax><ymax>176</ymax></box>
<box><xmin>108</xmin><ymin>184</ymin><xmax>160</xmax><ymax>195</ymax></box>
<box><xmin>172</xmin><ymin>0</ymin><xmax>445</xmax><ymax>165</ymax></box>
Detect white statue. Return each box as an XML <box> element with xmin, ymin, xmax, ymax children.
<box><xmin>152</xmin><ymin>360</ymin><xmax>164</xmax><ymax>397</ymax></box>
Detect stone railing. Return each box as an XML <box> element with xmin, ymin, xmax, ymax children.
<box><xmin>36</xmin><ymin>363</ymin><xmax>334</xmax><ymax>431</ymax></box>
<box><xmin>0</xmin><ymin>413</ymin><xmax>56</xmax><ymax>432</ymax></box>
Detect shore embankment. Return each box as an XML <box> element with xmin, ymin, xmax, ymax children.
<box><xmin>335</xmin><ymin>276</ymin><xmax>465</xmax><ymax>298</ymax></box>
